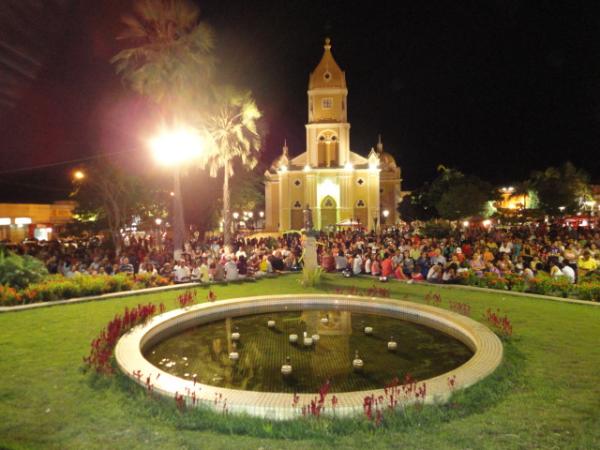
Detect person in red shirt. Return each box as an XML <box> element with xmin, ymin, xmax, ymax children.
<box><xmin>411</xmin><ymin>266</ymin><xmax>424</xmax><ymax>281</ymax></box>
<box><xmin>381</xmin><ymin>253</ymin><xmax>394</xmax><ymax>278</ymax></box>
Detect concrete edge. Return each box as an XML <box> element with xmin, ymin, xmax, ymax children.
<box><xmin>115</xmin><ymin>294</ymin><xmax>504</xmax><ymax>420</ymax></box>
<box><xmin>0</xmin><ymin>273</ymin><xmax>295</xmax><ymax>314</ymax></box>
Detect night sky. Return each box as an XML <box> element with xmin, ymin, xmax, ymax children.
<box><xmin>1</xmin><ymin>0</ymin><xmax>600</xmax><ymax>203</ymax></box>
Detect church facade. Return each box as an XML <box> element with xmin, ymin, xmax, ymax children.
<box><xmin>264</xmin><ymin>39</ymin><xmax>402</xmax><ymax>232</ymax></box>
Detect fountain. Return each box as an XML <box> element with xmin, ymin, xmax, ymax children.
<box><xmin>116</xmin><ymin>294</ymin><xmax>503</xmax><ymax>420</ymax></box>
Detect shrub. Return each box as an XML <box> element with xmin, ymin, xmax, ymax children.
<box><xmin>300</xmin><ymin>266</ymin><xmax>324</xmax><ymax>287</ymax></box>
<box><xmin>0</xmin><ymin>284</ymin><xmax>21</xmax><ymax>304</ymax></box>
<box><xmin>574</xmin><ymin>283</ymin><xmax>600</xmax><ymax>302</ymax></box>
<box><xmin>0</xmin><ymin>249</ymin><xmax>48</xmax><ymax>289</ymax></box>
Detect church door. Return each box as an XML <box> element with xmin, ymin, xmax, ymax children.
<box><xmin>320</xmin><ymin>196</ymin><xmax>337</xmax><ymax>230</ymax></box>
<box><xmin>291</xmin><ymin>209</ymin><xmax>303</xmax><ymax>230</ymax></box>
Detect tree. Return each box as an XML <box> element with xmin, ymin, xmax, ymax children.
<box><xmin>405</xmin><ymin>167</ymin><xmax>495</xmax><ymax>220</ymax></box>
<box><xmin>529</xmin><ymin>162</ymin><xmax>591</xmax><ymax>215</ymax></box>
<box><xmin>111</xmin><ymin>0</ymin><xmax>215</xmax><ymax>112</ymax></box>
<box><xmin>71</xmin><ymin>163</ymin><xmax>164</xmax><ymax>253</ymax></box>
<box><xmin>397</xmin><ymin>184</ymin><xmax>436</xmax><ymax>222</ymax></box>
<box><xmin>435</xmin><ymin>176</ymin><xmax>495</xmax><ymax>220</ymax></box>
<box><xmin>229</xmin><ymin>162</ymin><xmax>265</xmax><ymax>213</ymax></box>
<box><xmin>202</xmin><ymin>87</ymin><xmax>262</xmax><ymax>245</ymax></box>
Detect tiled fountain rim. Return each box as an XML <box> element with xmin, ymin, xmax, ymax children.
<box><xmin>115</xmin><ymin>294</ymin><xmax>503</xmax><ymax>420</ymax></box>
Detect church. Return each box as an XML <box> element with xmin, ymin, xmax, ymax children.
<box><xmin>264</xmin><ymin>38</ymin><xmax>402</xmax><ymax>232</ymax></box>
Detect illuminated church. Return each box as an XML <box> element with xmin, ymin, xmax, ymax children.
<box><xmin>264</xmin><ymin>38</ymin><xmax>402</xmax><ymax>231</ymax></box>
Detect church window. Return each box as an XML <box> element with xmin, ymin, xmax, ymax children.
<box><xmin>294</xmin><ymin>179</ymin><xmax>301</xmax><ymax>187</ymax></box>
<box><xmin>323</xmin><ymin>71</ymin><xmax>332</xmax><ymax>81</ymax></box>
<box><xmin>293</xmin><ymin>201</ymin><xmax>302</xmax><ymax>208</ymax></box>
<box><xmin>322</xmin><ymin>98</ymin><xmax>333</xmax><ymax>109</ymax></box>
<box><xmin>323</xmin><ymin>198</ymin><xmax>334</xmax><ymax>208</ymax></box>
<box><xmin>319</xmin><ymin>135</ymin><xmax>325</xmax><ymax>141</ymax></box>
<box><xmin>331</xmin><ymin>135</ymin><xmax>337</xmax><ymax>141</ymax></box>
<box><xmin>357</xmin><ymin>178</ymin><xmax>365</xmax><ymax>186</ymax></box>
<box><xmin>356</xmin><ymin>200</ymin><xmax>365</xmax><ymax>207</ymax></box>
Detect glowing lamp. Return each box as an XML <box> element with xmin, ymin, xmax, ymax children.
<box><xmin>149</xmin><ymin>126</ymin><xmax>204</xmax><ymax>167</ymax></box>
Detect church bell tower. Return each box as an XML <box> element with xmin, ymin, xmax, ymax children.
<box><xmin>306</xmin><ymin>38</ymin><xmax>351</xmax><ymax>168</ymax></box>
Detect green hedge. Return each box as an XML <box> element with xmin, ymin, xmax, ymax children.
<box><xmin>0</xmin><ymin>273</ymin><xmax>171</xmax><ymax>306</ymax></box>
<box><xmin>0</xmin><ymin>250</ymin><xmax>48</xmax><ymax>289</ymax></box>
<box><xmin>457</xmin><ymin>270</ymin><xmax>600</xmax><ymax>302</ymax></box>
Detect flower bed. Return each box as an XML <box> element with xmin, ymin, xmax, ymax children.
<box><xmin>0</xmin><ymin>273</ymin><xmax>171</xmax><ymax>306</ymax></box>
<box><xmin>457</xmin><ymin>270</ymin><xmax>600</xmax><ymax>302</ymax></box>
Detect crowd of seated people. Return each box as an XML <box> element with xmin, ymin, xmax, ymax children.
<box><xmin>5</xmin><ymin>220</ymin><xmax>599</xmax><ymax>286</ymax></box>
<box><xmin>6</xmin><ymin>232</ymin><xmax>304</xmax><ymax>284</ymax></box>
<box><xmin>315</xmin><ymin>222</ymin><xmax>599</xmax><ymax>284</ymax></box>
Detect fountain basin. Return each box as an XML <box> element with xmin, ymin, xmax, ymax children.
<box><xmin>115</xmin><ymin>294</ymin><xmax>503</xmax><ymax>420</ymax></box>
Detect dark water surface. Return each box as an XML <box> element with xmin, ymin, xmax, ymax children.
<box><xmin>144</xmin><ymin>310</ymin><xmax>472</xmax><ymax>393</ymax></box>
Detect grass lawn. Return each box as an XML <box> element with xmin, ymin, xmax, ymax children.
<box><xmin>1</xmin><ymin>275</ymin><xmax>599</xmax><ymax>449</ymax></box>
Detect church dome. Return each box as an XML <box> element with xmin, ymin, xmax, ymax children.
<box><xmin>374</xmin><ymin>135</ymin><xmax>397</xmax><ymax>171</ymax></box>
<box><xmin>379</xmin><ymin>152</ymin><xmax>397</xmax><ymax>170</ymax></box>
<box><xmin>308</xmin><ymin>38</ymin><xmax>346</xmax><ymax>90</ymax></box>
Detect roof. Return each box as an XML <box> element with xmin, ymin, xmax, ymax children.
<box><xmin>308</xmin><ymin>38</ymin><xmax>346</xmax><ymax>90</ymax></box>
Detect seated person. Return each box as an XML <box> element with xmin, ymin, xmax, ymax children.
<box><xmin>224</xmin><ymin>256</ymin><xmax>239</xmax><ymax>281</ymax></box>
<box><xmin>426</xmin><ymin>263</ymin><xmax>443</xmax><ymax>282</ymax></box>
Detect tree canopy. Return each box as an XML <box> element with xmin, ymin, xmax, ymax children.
<box><xmin>528</xmin><ymin>162</ymin><xmax>591</xmax><ymax>215</ymax></box>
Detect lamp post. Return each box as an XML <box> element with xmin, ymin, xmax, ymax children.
<box><xmin>149</xmin><ymin>125</ymin><xmax>204</xmax><ymax>260</ymax></box>
<box><xmin>382</xmin><ymin>209</ymin><xmax>390</xmax><ymax>228</ymax></box>
<box><xmin>154</xmin><ymin>218</ymin><xmax>163</xmax><ymax>250</ymax></box>
<box><xmin>232</xmin><ymin>212</ymin><xmax>240</xmax><ymax>236</ymax></box>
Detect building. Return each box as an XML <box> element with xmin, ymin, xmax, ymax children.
<box><xmin>0</xmin><ymin>201</ymin><xmax>75</xmax><ymax>242</ymax></box>
<box><xmin>264</xmin><ymin>38</ymin><xmax>402</xmax><ymax>232</ymax></box>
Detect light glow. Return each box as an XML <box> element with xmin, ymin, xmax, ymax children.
<box><xmin>303</xmin><ymin>164</ymin><xmax>311</xmax><ymax>172</ymax></box>
<box><xmin>155</xmin><ymin>218</ymin><xmax>163</xmax><ymax>226</ymax></box>
<box><xmin>482</xmin><ymin>219</ymin><xmax>492</xmax><ymax>227</ymax></box>
<box><xmin>0</xmin><ymin>218</ymin><xmax>10</xmax><ymax>226</ymax></box>
<box><xmin>382</xmin><ymin>209</ymin><xmax>390</xmax><ymax>218</ymax></box>
<box><xmin>15</xmin><ymin>217</ymin><xmax>32</xmax><ymax>225</ymax></box>
<box><xmin>149</xmin><ymin>125</ymin><xmax>204</xmax><ymax>167</ymax></box>
<box><xmin>344</xmin><ymin>162</ymin><xmax>354</xmax><ymax>171</ymax></box>
<box><xmin>73</xmin><ymin>170</ymin><xmax>85</xmax><ymax>180</ymax></box>
<box><xmin>462</xmin><ymin>220</ymin><xmax>469</xmax><ymax>227</ymax></box>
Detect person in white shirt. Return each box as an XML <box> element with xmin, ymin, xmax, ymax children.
<box><xmin>224</xmin><ymin>256</ymin><xmax>239</xmax><ymax>281</ymax></box>
<box><xmin>173</xmin><ymin>260</ymin><xmax>190</xmax><ymax>282</ymax></box>
<box><xmin>560</xmin><ymin>263</ymin><xmax>575</xmax><ymax>284</ymax></box>
<box><xmin>352</xmin><ymin>253</ymin><xmax>363</xmax><ymax>275</ymax></box>
<box><xmin>364</xmin><ymin>255</ymin><xmax>372</xmax><ymax>274</ymax></box>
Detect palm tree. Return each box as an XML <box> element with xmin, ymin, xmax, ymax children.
<box><xmin>202</xmin><ymin>87</ymin><xmax>262</xmax><ymax>246</ymax></box>
<box><xmin>110</xmin><ymin>0</ymin><xmax>215</xmax><ymax>112</ymax></box>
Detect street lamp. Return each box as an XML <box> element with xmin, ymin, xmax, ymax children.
<box><xmin>73</xmin><ymin>170</ymin><xmax>85</xmax><ymax>181</ymax></box>
<box><xmin>382</xmin><ymin>209</ymin><xmax>390</xmax><ymax>227</ymax></box>
<box><xmin>149</xmin><ymin>125</ymin><xmax>204</xmax><ymax>260</ymax></box>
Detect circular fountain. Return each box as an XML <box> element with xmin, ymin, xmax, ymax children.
<box><xmin>115</xmin><ymin>294</ymin><xmax>503</xmax><ymax>420</ymax></box>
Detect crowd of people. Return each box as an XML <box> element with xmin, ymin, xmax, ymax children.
<box><xmin>6</xmin><ymin>220</ymin><xmax>600</xmax><ymax>286</ymax></box>
<box><xmin>315</xmin><ymin>222</ymin><xmax>599</xmax><ymax>284</ymax></box>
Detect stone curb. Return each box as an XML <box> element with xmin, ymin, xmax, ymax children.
<box><xmin>0</xmin><ymin>273</ymin><xmax>295</xmax><ymax>314</ymax></box>
<box><xmin>349</xmin><ymin>274</ymin><xmax>600</xmax><ymax>307</ymax></box>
